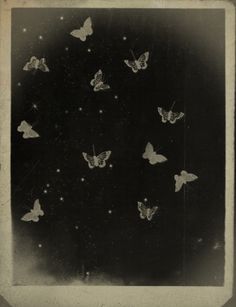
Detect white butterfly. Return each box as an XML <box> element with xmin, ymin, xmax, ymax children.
<box><xmin>17</xmin><ymin>121</ymin><xmax>40</xmax><ymax>139</ymax></box>
<box><xmin>70</xmin><ymin>17</ymin><xmax>93</xmax><ymax>41</ymax></box>
<box><xmin>21</xmin><ymin>199</ymin><xmax>44</xmax><ymax>222</ymax></box>
<box><xmin>124</xmin><ymin>51</ymin><xmax>149</xmax><ymax>73</ymax></box>
<box><xmin>137</xmin><ymin>202</ymin><xmax>158</xmax><ymax>221</ymax></box>
<box><xmin>82</xmin><ymin>151</ymin><xmax>111</xmax><ymax>169</ymax></box>
<box><xmin>174</xmin><ymin>170</ymin><xmax>198</xmax><ymax>192</ymax></box>
<box><xmin>158</xmin><ymin>107</ymin><xmax>184</xmax><ymax>124</ymax></box>
<box><xmin>90</xmin><ymin>69</ymin><xmax>110</xmax><ymax>92</ymax></box>
<box><xmin>142</xmin><ymin>142</ymin><xmax>167</xmax><ymax>165</ymax></box>
<box><xmin>23</xmin><ymin>56</ymin><xmax>49</xmax><ymax>72</ymax></box>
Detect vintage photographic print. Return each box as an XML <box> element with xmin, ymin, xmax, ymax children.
<box><xmin>0</xmin><ymin>1</ymin><xmax>234</xmax><ymax>307</ymax></box>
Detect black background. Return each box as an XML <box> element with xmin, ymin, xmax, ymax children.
<box><xmin>11</xmin><ymin>8</ymin><xmax>225</xmax><ymax>285</ymax></box>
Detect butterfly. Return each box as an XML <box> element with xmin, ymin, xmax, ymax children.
<box><xmin>17</xmin><ymin>121</ymin><xmax>40</xmax><ymax>139</ymax></box>
<box><xmin>142</xmin><ymin>142</ymin><xmax>167</xmax><ymax>165</ymax></box>
<box><xmin>124</xmin><ymin>51</ymin><xmax>149</xmax><ymax>73</ymax></box>
<box><xmin>90</xmin><ymin>69</ymin><xmax>110</xmax><ymax>92</ymax></box>
<box><xmin>174</xmin><ymin>170</ymin><xmax>198</xmax><ymax>192</ymax></box>
<box><xmin>23</xmin><ymin>56</ymin><xmax>50</xmax><ymax>72</ymax></box>
<box><xmin>21</xmin><ymin>199</ymin><xmax>44</xmax><ymax>222</ymax></box>
<box><xmin>70</xmin><ymin>17</ymin><xmax>93</xmax><ymax>41</ymax></box>
<box><xmin>82</xmin><ymin>151</ymin><xmax>111</xmax><ymax>169</ymax></box>
<box><xmin>137</xmin><ymin>202</ymin><xmax>158</xmax><ymax>221</ymax></box>
<box><xmin>158</xmin><ymin>107</ymin><xmax>184</xmax><ymax>124</ymax></box>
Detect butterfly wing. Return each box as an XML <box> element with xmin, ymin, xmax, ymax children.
<box><xmin>33</xmin><ymin>199</ymin><xmax>44</xmax><ymax>217</ymax></box>
<box><xmin>142</xmin><ymin>142</ymin><xmax>154</xmax><ymax>160</ymax></box>
<box><xmin>155</xmin><ymin>154</ymin><xmax>168</xmax><ymax>163</ymax></box>
<box><xmin>17</xmin><ymin>120</ymin><xmax>31</xmax><ymax>133</ymax></box>
<box><xmin>38</xmin><ymin>58</ymin><xmax>50</xmax><ymax>72</ymax></box>
<box><xmin>174</xmin><ymin>174</ymin><xmax>184</xmax><ymax>192</ymax></box>
<box><xmin>21</xmin><ymin>211</ymin><xmax>39</xmax><ymax>222</ymax></box>
<box><xmin>83</xmin><ymin>17</ymin><xmax>93</xmax><ymax>36</ymax></box>
<box><xmin>97</xmin><ymin>151</ymin><xmax>111</xmax><ymax>168</ymax></box>
<box><xmin>157</xmin><ymin>107</ymin><xmax>169</xmax><ymax>123</ymax></box>
<box><xmin>181</xmin><ymin>170</ymin><xmax>198</xmax><ymax>183</ymax></box>
<box><xmin>25</xmin><ymin>128</ymin><xmax>39</xmax><ymax>139</ymax></box>
<box><xmin>90</xmin><ymin>69</ymin><xmax>103</xmax><ymax>87</ymax></box>
<box><xmin>169</xmin><ymin>111</ymin><xmax>184</xmax><ymax>124</ymax></box>
<box><xmin>147</xmin><ymin>206</ymin><xmax>158</xmax><ymax>221</ymax></box>
<box><xmin>124</xmin><ymin>60</ymin><xmax>139</xmax><ymax>73</ymax></box>
<box><xmin>82</xmin><ymin>152</ymin><xmax>96</xmax><ymax>169</ymax></box>
<box><xmin>137</xmin><ymin>202</ymin><xmax>147</xmax><ymax>219</ymax></box>
<box><xmin>23</xmin><ymin>56</ymin><xmax>38</xmax><ymax>71</ymax></box>
<box><xmin>137</xmin><ymin>51</ymin><xmax>149</xmax><ymax>70</ymax></box>
<box><xmin>94</xmin><ymin>82</ymin><xmax>110</xmax><ymax>92</ymax></box>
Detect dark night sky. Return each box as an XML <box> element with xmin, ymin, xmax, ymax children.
<box><xmin>11</xmin><ymin>8</ymin><xmax>225</xmax><ymax>285</ymax></box>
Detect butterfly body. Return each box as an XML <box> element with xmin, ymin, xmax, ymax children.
<box><xmin>158</xmin><ymin>107</ymin><xmax>184</xmax><ymax>124</ymax></box>
<box><xmin>174</xmin><ymin>170</ymin><xmax>198</xmax><ymax>192</ymax></box>
<box><xmin>142</xmin><ymin>142</ymin><xmax>167</xmax><ymax>165</ymax></box>
<box><xmin>90</xmin><ymin>69</ymin><xmax>110</xmax><ymax>92</ymax></box>
<box><xmin>23</xmin><ymin>56</ymin><xmax>49</xmax><ymax>72</ymax></box>
<box><xmin>70</xmin><ymin>17</ymin><xmax>93</xmax><ymax>41</ymax></box>
<box><xmin>82</xmin><ymin>151</ymin><xmax>111</xmax><ymax>169</ymax></box>
<box><xmin>21</xmin><ymin>199</ymin><xmax>44</xmax><ymax>222</ymax></box>
<box><xmin>124</xmin><ymin>51</ymin><xmax>149</xmax><ymax>73</ymax></box>
<box><xmin>17</xmin><ymin>120</ymin><xmax>40</xmax><ymax>139</ymax></box>
<box><xmin>137</xmin><ymin>202</ymin><xmax>158</xmax><ymax>221</ymax></box>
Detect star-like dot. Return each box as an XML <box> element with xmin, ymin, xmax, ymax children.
<box><xmin>86</xmin><ymin>271</ymin><xmax>90</xmax><ymax>276</ymax></box>
<box><xmin>22</xmin><ymin>28</ymin><xmax>27</xmax><ymax>33</ymax></box>
<box><xmin>56</xmin><ymin>168</ymin><xmax>61</xmax><ymax>173</ymax></box>
<box><xmin>75</xmin><ymin>225</ymin><xmax>79</xmax><ymax>230</ymax></box>
<box><xmin>99</xmin><ymin>110</ymin><xmax>103</xmax><ymax>114</ymax></box>
<box><xmin>60</xmin><ymin>197</ymin><xmax>64</xmax><ymax>201</ymax></box>
<box><xmin>46</xmin><ymin>183</ymin><xmax>50</xmax><ymax>188</ymax></box>
<box><xmin>109</xmin><ymin>164</ymin><xmax>113</xmax><ymax>168</ymax></box>
<box><xmin>81</xmin><ymin>177</ymin><xmax>85</xmax><ymax>182</ymax></box>
<box><xmin>108</xmin><ymin>210</ymin><xmax>112</xmax><ymax>214</ymax></box>
<box><xmin>43</xmin><ymin>189</ymin><xmax>48</xmax><ymax>194</ymax></box>
<box><xmin>123</xmin><ymin>36</ymin><xmax>127</xmax><ymax>40</ymax></box>
<box><xmin>79</xmin><ymin>107</ymin><xmax>83</xmax><ymax>111</ymax></box>
<box><xmin>87</xmin><ymin>48</ymin><xmax>91</xmax><ymax>53</ymax></box>
<box><xmin>114</xmin><ymin>95</ymin><xmax>118</xmax><ymax>99</ymax></box>
<box><xmin>38</xmin><ymin>35</ymin><xmax>43</xmax><ymax>40</ymax></box>
<box><xmin>60</xmin><ymin>16</ymin><xmax>64</xmax><ymax>20</ymax></box>
<box><xmin>32</xmin><ymin>103</ymin><xmax>38</xmax><ymax>110</ymax></box>
<box><xmin>65</xmin><ymin>47</ymin><xmax>69</xmax><ymax>51</ymax></box>
<box><xmin>65</xmin><ymin>110</ymin><xmax>69</xmax><ymax>114</ymax></box>
<box><xmin>197</xmin><ymin>238</ymin><xmax>203</xmax><ymax>243</ymax></box>
<box><xmin>144</xmin><ymin>198</ymin><xmax>148</xmax><ymax>202</ymax></box>
<box><xmin>17</xmin><ymin>82</ymin><xmax>21</xmax><ymax>87</ymax></box>
<box><xmin>38</xmin><ymin>244</ymin><xmax>42</xmax><ymax>248</ymax></box>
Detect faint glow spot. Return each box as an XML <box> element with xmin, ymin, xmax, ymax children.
<box><xmin>108</xmin><ymin>210</ymin><xmax>112</xmax><ymax>214</ymax></box>
<box><xmin>17</xmin><ymin>82</ymin><xmax>21</xmax><ymax>87</ymax></box>
<box><xmin>60</xmin><ymin>197</ymin><xmax>64</xmax><ymax>201</ymax></box>
<box><xmin>114</xmin><ymin>95</ymin><xmax>118</xmax><ymax>99</ymax></box>
<box><xmin>22</xmin><ymin>28</ymin><xmax>27</xmax><ymax>33</ymax></box>
<box><xmin>197</xmin><ymin>238</ymin><xmax>203</xmax><ymax>243</ymax></box>
<box><xmin>81</xmin><ymin>177</ymin><xmax>85</xmax><ymax>182</ymax></box>
<box><xmin>56</xmin><ymin>168</ymin><xmax>61</xmax><ymax>173</ymax></box>
<box><xmin>32</xmin><ymin>103</ymin><xmax>38</xmax><ymax>110</ymax></box>
<box><xmin>123</xmin><ymin>36</ymin><xmax>127</xmax><ymax>40</ymax></box>
<box><xmin>99</xmin><ymin>109</ymin><xmax>103</xmax><ymax>114</ymax></box>
<box><xmin>86</xmin><ymin>271</ymin><xmax>90</xmax><ymax>275</ymax></box>
<box><xmin>109</xmin><ymin>164</ymin><xmax>113</xmax><ymax>168</ymax></box>
<box><xmin>46</xmin><ymin>183</ymin><xmax>50</xmax><ymax>188</ymax></box>
<box><xmin>87</xmin><ymin>48</ymin><xmax>91</xmax><ymax>53</ymax></box>
<box><xmin>60</xmin><ymin>16</ymin><xmax>64</xmax><ymax>20</ymax></box>
<box><xmin>43</xmin><ymin>189</ymin><xmax>48</xmax><ymax>194</ymax></box>
<box><xmin>79</xmin><ymin>107</ymin><xmax>83</xmax><ymax>111</ymax></box>
<box><xmin>65</xmin><ymin>110</ymin><xmax>69</xmax><ymax>114</ymax></box>
<box><xmin>75</xmin><ymin>225</ymin><xmax>79</xmax><ymax>230</ymax></box>
<box><xmin>144</xmin><ymin>198</ymin><xmax>148</xmax><ymax>202</ymax></box>
<box><xmin>38</xmin><ymin>35</ymin><xmax>43</xmax><ymax>40</ymax></box>
<box><xmin>213</xmin><ymin>242</ymin><xmax>221</xmax><ymax>250</ymax></box>
<box><xmin>65</xmin><ymin>47</ymin><xmax>69</xmax><ymax>51</ymax></box>
<box><xmin>38</xmin><ymin>244</ymin><xmax>42</xmax><ymax>248</ymax></box>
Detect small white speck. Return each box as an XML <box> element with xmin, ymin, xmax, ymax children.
<box><xmin>65</xmin><ymin>47</ymin><xmax>69</xmax><ymax>51</ymax></box>
<box><xmin>65</xmin><ymin>110</ymin><xmax>69</xmax><ymax>114</ymax></box>
<box><xmin>108</xmin><ymin>210</ymin><xmax>112</xmax><ymax>214</ymax></box>
<box><xmin>86</xmin><ymin>271</ymin><xmax>90</xmax><ymax>275</ymax></box>
<box><xmin>46</xmin><ymin>183</ymin><xmax>50</xmax><ymax>188</ymax></box>
<box><xmin>213</xmin><ymin>242</ymin><xmax>221</xmax><ymax>250</ymax></box>
<box><xmin>22</xmin><ymin>28</ymin><xmax>27</xmax><ymax>33</ymax></box>
<box><xmin>59</xmin><ymin>197</ymin><xmax>64</xmax><ymax>201</ymax></box>
<box><xmin>38</xmin><ymin>35</ymin><xmax>43</xmax><ymax>40</ymax></box>
<box><xmin>43</xmin><ymin>189</ymin><xmax>48</xmax><ymax>194</ymax></box>
<box><xmin>87</xmin><ymin>48</ymin><xmax>91</xmax><ymax>53</ymax></box>
<box><xmin>114</xmin><ymin>95</ymin><xmax>118</xmax><ymax>99</ymax></box>
<box><xmin>109</xmin><ymin>164</ymin><xmax>113</xmax><ymax>168</ymax></box>
<box><xmin>38</xmin><ymin>244</ymin><xmax>42</xmax><ymax>248</ymax></box>
<box><xmin>81</xmin><ymin>177</ymin><xmax>85</xmax><ymax>182</ymax></box>
<box><xmin>197</xmin><ymin>238</ymin><xmax>203</xmax><ymax>243</ymax></box>
<box><xmin>75</xmin><ymin>225</ymin><xmax>79</xmax><ymax>230</ymax></box>
<box><xmin>56</xmin><ymin>169</ymin><xmax>61</xmax><ymax>173</ymax></box>
<box><xmin>32</xmin><ymin>104</ymin><xmax>38</xmax><ymax>110</ymax></box>
<box><xmin>79</xmin><ymin>107</ymin><xmax>83</xmax><ymax>111</ymax></box>
<box><xmin>123</xmin><ymin>36</ymin><xmax>127</xmax><ymax>40</ymax></box>
<box><xmin>17</xmin><ymin>82</ymin><xmax>21</xmax><ymax>87</ymax></box>
<box><xmin>99</xmin><ymin>110</ymin><xmax>103</xmax><ymax>114</ymax></box>
<box><xmin>144</xmin><ymin>198</ymin><xmax>148</xmax><ymax>202</ymax></box>
<box><xmin>60</xmin><ymin>16</ymin><xmax>64</xmax><ymax>20</ymax></box>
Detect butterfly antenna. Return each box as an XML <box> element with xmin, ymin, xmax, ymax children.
<box><xmin>129</xmin><ymin>49</ymin><xmax>136</xmax><ymax>60</ymax></box>
<box><xmin>92</xmin><ymin>144</ymin><xmax>96</xmax><ymax>156</ymax></box>
<box><xmin>170</xmin><ymin>101</ymin><xmax>176</xmax><ymax>111</ymax></box>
